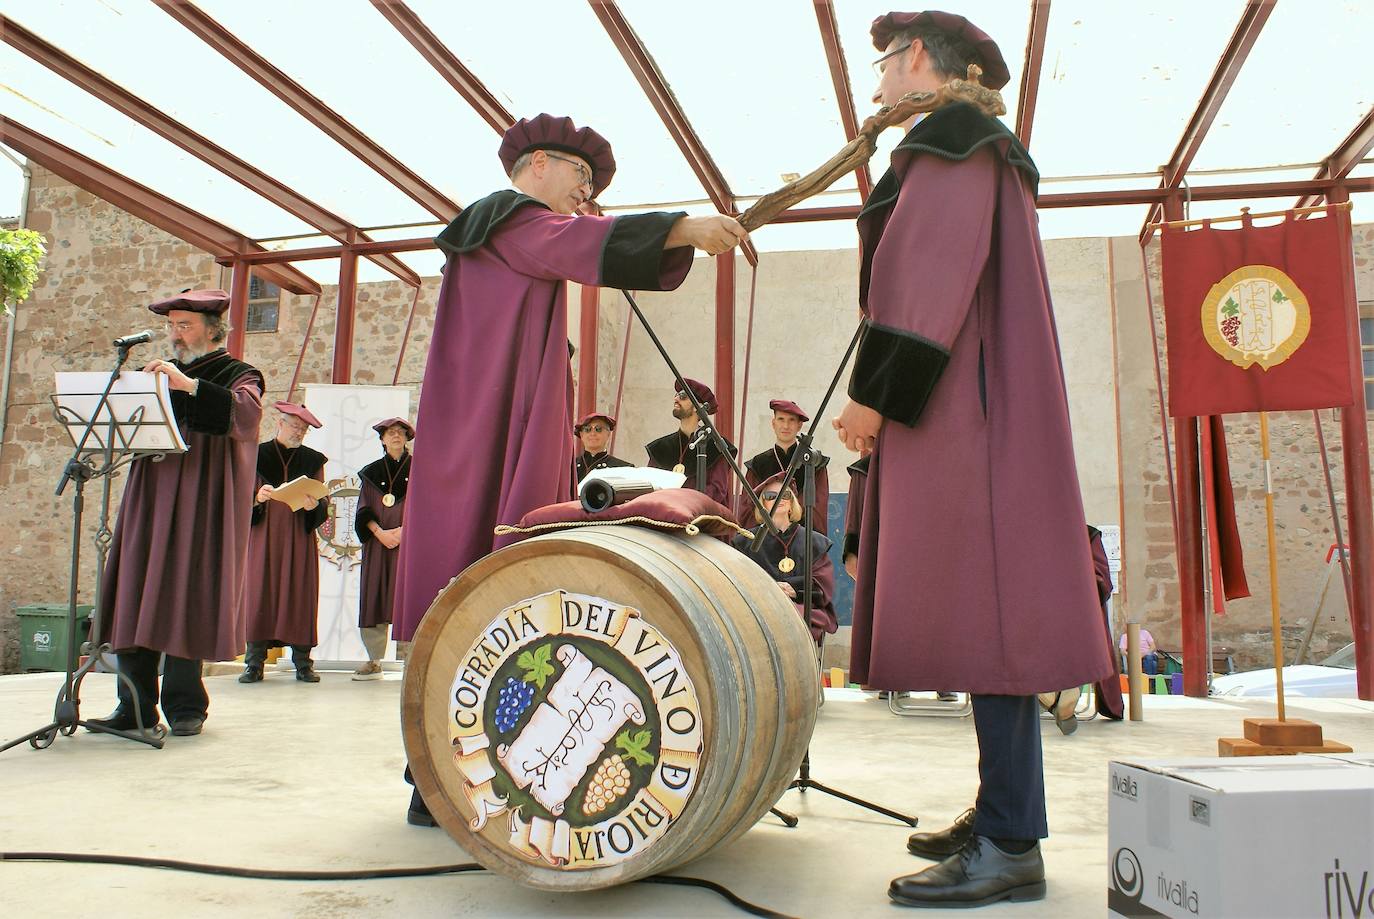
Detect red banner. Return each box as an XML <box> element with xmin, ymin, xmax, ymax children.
<box><xmin>1161</xmin><ymin>210</ymin><xmax>1354</xmax><ymax>417</ymax></box>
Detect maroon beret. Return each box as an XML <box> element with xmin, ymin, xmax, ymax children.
<box><xmin>372</xmin><ymin>417</ymin><xmax>415</xmax><ymax>440</ymax></box>
<box><xmin>768</xmin><ymin>399</ymin><xmax>809</xmax><ymax>422</ymax></box>
<box><xmin>273</xmin><ymin>401</ymin><xmax>322</xmax><ymax>429</ymax></box>
<box><xmin>754</xmin><ymin>470</ymin><xmax>798</xmax><ymax>496</ymax></box>
<box><xmin>870</xmin><ymin>10</ymin><xmax>1010</xmax><ymax>91</ymax></box>
<box><xmin>499</xmin><ymin>114</ymin><xmax>617</xmax><ymax>198</ymax></box>
<box><xmin>573</xmin><ymin>412</ymin><xmax>616</xmax><ymax>434</ymax></box>
<box><xmin>676</xmin><ymin>377</ymin><xmax>717</xmax><ymax>415</ymax></box>
<box><xmin>148</xmin><ymin>288</ymin><xmax>230</xmax><ymax>316</ymax></box>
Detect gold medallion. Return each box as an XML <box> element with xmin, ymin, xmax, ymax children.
<box><xmin>672</xmin><ymin>464</ymin><xmax>686</xmax><ymax>475</ymax></box>
<box><xmin>382</xmin><ymin>493</ymin><xmax>396</xmax><ymax>508</ymax></box>
<box><xmin>778</xmin><ymin>557</ymin><xmax>796</xmax><ymax>573</ymax></box>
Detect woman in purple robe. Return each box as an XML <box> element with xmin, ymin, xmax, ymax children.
<box><xmin>393</xmin><ymin>113</ymin><xmax>748</xmax><ymax>827</ymax></box>
<box><xmin>730</xmin><ymin>473</ymin><xmax>838</xmax><ymax>642</ymax></box>
<box><xmin>831</xmin><ymin>12</ymin><xmax>1113</xmax><ymax>908</ymax></box>
<box><xmin>351</xmin><ymin>417</ymin><xmax>414</xmax><ymax>681</ymax></box>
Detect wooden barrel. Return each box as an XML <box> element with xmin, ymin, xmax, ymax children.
<box><xmin>402</xmin><ymin>525</ymin><xmax>819</xmax><ymax>891</ymax></box>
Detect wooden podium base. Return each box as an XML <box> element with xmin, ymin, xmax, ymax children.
<box><xmin>1219</xmin><ymin>717</ymin><xmax>1354</xmax><ymax>756</ymax></box>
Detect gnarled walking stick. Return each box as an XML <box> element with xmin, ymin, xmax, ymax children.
<box><xmin>737</xmin><ymin>65</ymin><xmax>1005</xmax><ymax>231</ymax></box>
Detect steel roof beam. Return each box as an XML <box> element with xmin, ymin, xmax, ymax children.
<box><xmin>1</xmin><ymin>116</ymin><xmax>319</xmax><ymax>294</ymax></box>
<box><xmin>1138</xmin><ymin>0</ymin><xmax>1275</xmax><ymax>244</ymax></box>
<box><xmin>369</xmin><ymin>0</ymin><xmax>514</xmax><ymax>134</ymax></box>
<box><xmin>1</xmin><ymin>16</ymin><xmax>418</xmax><ymax>287</ymax></box>
<box><xmin>1295</xmin><ymin>105</ymin><xmax>1374</xmax><ymax>209</ymax></box>
<box><xmin>154</xmin><ymin>0</ymin><xmax>459</xmax><ymax>221</ymax></box>
<box><xmin>1015</xmin><ymin>0</ymin><xmax>1052</xmax><ymax>147</ymax></box>
<box><xmin>813</xmin><ymin>0</ymin><xmax>872</xmax><ymax>200</ymax></box>
<box><xmin>588</xmin><ymin>0</ymin><xmax>757</xmax><ymax>266</ymax></box>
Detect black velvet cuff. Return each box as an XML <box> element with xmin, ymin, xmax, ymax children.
<box><xmin>600</xmin><ymin>211</ymin><xmax>687</xmax><ymax>290</ymax></box>
<box><xmin>355</xmin><ymin>506</ymin><xmax>379</xmax><ymax>544</ymax></box>
<box><xmin>848</xmin><ymin>320</ymin><xmax>950</xmax><ymax>427</ymax></box>
<box><xmin>303</xmin><ymin>502</ymin><xmax>329</xmax><ymax>533</ymax></box>
<box><xmin>251</xmin><ymin>500</ymin><xmax>267</xmax><ymax>526</ymax></box>
<box><xmin>843</xmin><ymin>534</ymin><xmax>860</xmax><ymax>558</ymax></box>
<box><xmin>187</xmin><ymin>379</ymin><xmax>234</xmax><ymax>436</ymax></box>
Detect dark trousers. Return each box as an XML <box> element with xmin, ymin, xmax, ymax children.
<box><xmin>244</xmin><ymin>641</ymin><xmax>314</xmax><ymax>670</ymax></box>
<box><xmin>115</xmin><ymin>649</ymin><xmax>208</xmax><ymax>723</ymax></box>
<box><xmin>970</xmin><ymin>694</ymin><xmax>1048</xmax><ymax>840</ymax></box>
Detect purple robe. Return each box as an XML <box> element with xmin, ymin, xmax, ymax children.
<box><xmin>847</xmin><ymin>105</ymin><xmax>1114</xmax><ymax>694</ymax></box>
<box><xmin>393</xmin><ymin>191</ymin><xmax>693</xmax><ymax>640</ymax></box>
<box><xmin>355</xmin><ymin>452</ymin><xmax>409</xmax><ymax>629</ymax></box>
<box><xmin>243</xmin><ymin>442</ymin><xmax>327</xmax><ymax>647</ymax></box>
<box><xmin>731</xmin><ymin>524</ymin><xmax>838</xmax><ymax>641</ymax></box>
<box><xmin>737</xmin><ymin>442</ymin><xmax>830</xmax><ymax>535</ymax></box>
<box><xmin>1089</xmin><ymin>526</ymin><xmax>1124</xmax><ymax>719</ymax></box>
<box><xmin>842</xmin><ymin>454</ymin><xmax>869</xmax><ymax>561</ymax></box>
<box><xmin>101</xmin><ymin>350</ymin><xmax>264</xmax><ymax>661</ymax></box>
<box><xmin>645</xmin><ymin>430</ymin><xmax>738</xmax><ymax>515</ymax></box>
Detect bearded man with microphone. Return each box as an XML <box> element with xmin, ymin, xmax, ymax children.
<box><xmin>92</xmin><ymin>288</ymin><xmax>265</xmax><ymax>738</ymax></box>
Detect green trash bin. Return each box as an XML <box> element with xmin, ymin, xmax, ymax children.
<box><xmin>16</xmin><ymin>604</ymin><xmax>93</xmax><ymax>672</ymax></box>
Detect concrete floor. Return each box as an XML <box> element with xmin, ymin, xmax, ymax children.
<box><xmin>1</xmin><ymin>669</ymin><xmax>1371</xmax><ymax>919</ymax></box>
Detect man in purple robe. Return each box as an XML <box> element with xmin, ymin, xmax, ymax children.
<box><xmin>92</xmin><ymin>289</ymin><xmax>264</xmax><ymax>737</ymax></box>
<box><xmin>645</xmin><ymin>378</ymin><xmax>738</xmax><ymax>512</ymax></box>
<box><xmin>738</xmin><ymin>399</ymin><xmax>829</xmax><ymax>533</ymax></box>
<box><xmin>352</xmin><ymin>417</ymin><xmax>414</xmax><ymax>681</ymax></box>
<box><xmin>831</xmin><ymin>11</ymin><xmax>1114</xmax><ymax>908</ymax></box>
<box><xmin>240</xmin><ymin>401</ymin><xmax>328</xmax><ymax>684</ymax></box>
<box><xmin>392</xmin><ymin>113</ymin><xmax>747</xmax><ymax>826</ymax></box>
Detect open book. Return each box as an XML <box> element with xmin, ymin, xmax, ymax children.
<box><xmin>269</xmin><ymin>475</ymin><xmax>330</xmax><ymax>512</ymax></box>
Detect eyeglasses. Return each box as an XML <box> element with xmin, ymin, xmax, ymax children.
<box><xmin>872</xmin><ymin>42</ymin><xmax>912</xmax><ymax>77</ymax></box>
<box><xmin>545</xmin><ymin>152</ymin><xmax>593</xmax><ymax>189</ymax></box>
<box><xmin>581</xmin><ymin>424</ymin><xmax>610</xmax><ymax>433</ymax></box>
<box><xmin>762</xmin><ymin>491</ymin><xmax>794</xmax><ymax>502</ymax></box>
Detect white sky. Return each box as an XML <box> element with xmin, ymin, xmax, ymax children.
<box><xmin>1</xmin><ymin>0</ymin><xmax>1370</xmax><ymax>277</ymax></box>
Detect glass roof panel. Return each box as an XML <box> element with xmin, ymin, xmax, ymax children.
<box><xmin>0</xmin><ymin>45</ymin><xmax>314</xmax><ymax>239</ymax></box>
<box><xmin>407</xmin><ymin>0</ymin><xmax>715</xmax><ymax>209</ymax></box>
<box><xmin>192</xmin><ymin>0</ymin><xmax>509</xmax><ymax>215</ymax></box>
<box><xmin>1190</xmin><ymin>1</ymin><xmax>1374</xmax><ymax>172</ymax></box>
<box><xmin>6</xmin><ymin>0</ymin><xmax>435</xmax><ymax>230</ymax></box>
<box><xmin>620</xmin><ymin>2</ymin><xmax>847</xmax><ymax>198</ymax></box>
<box><xmin>1031</xmin><ymin>0</ymin><xmax>1247</xmax><ymax>178</ymax></box>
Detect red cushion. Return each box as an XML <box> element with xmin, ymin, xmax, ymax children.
<box><xmin>495</xmin><ymin>489</ymin><xmax>742</xmax><ymax>540</ymax></box>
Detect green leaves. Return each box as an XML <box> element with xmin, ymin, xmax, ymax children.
<box><xmin>0</xmin><ymin>228</ymin><xmax>47</xmax><ymax>314</ymax></box>
<box><xmin>1221</xmin><ymin>297</ymin><xmax>1240</xmax><ymax>317</ymax></box>
<box><xmin>615</xmin><ymin>729</ymin><xmax>654</xmax><ymax>767</ymax></box>
<box><xmin>516</xmin><ymin>643</ymin><xmax>555</xmax><ymax>689</ymax></box>
<box><xmin>1272</xmin><ymin>287</ymin><xmax>1289</xmax><ymax>303</ymax></box>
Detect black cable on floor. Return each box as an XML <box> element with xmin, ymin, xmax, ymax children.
<box><xmin>0</xmin><ymin>851</ymin><xmax>799</xmax><ymax>919</ymax></box>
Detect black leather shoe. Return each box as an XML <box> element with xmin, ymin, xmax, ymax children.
<box><xmin>296</xmin><ymin>666</ymin><xmax>321</xmax><ymax>683</ymax></box>
<box><xmin>238</xmin><ymin>667</ymin><xmax>263</xmax><ymax>684</ymax></box>
<box><xmin>86</xmin><ymin>709</ymin><xmax>156</xmax><ymax>733</ymax></box>
<box><xmin>890</xmin><ymin>836</ymin><xmax>1046</xmax><ymax>908</ymax></box>
<box><xmin>908</xmin><ymin>807</ymin><xmax>976</xmax><ymax>859</ymax></box>
<box><xmin>169</xmin><ymin>716</ymin><xmax>204</xmax><ymax>736</ymax></box>
<box><xmin>407</xmin><ymin>788</ymin><xmax>436</xmax><ymax>827</ymax></box>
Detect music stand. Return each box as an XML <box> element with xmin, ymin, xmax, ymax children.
<box><xmin>1</xmin><ymin>349</ymin><xmax>184</xmax><ymax>754</ymax></box>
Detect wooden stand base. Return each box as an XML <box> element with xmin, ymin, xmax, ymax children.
<box><xmin>1218</xmin><ymin>717</ymin><xmax>1354</xmax><ymax>756</ymax></box>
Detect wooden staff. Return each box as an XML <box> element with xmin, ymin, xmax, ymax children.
<box><xmin>737</xmin><ymin>65</ymin><xmax>1006</xmax><ymax>232</ymax></box>
<box><xmin>1259</xmin><ymin>411</ymin><xmax>1287</xmax><ymax>720</ymax></box>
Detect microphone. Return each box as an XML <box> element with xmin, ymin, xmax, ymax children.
<box><xmin>112</xmin><ymin>330</ymin><xmax>156</xmax><ymax>349</ymax></box>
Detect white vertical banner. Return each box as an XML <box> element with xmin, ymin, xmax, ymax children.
<box><xmin>302</xmin><ymin>384</ymin><xmax>411</xmax><ymax>665</ymax></box>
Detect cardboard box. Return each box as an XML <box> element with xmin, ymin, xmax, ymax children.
<box><xmin>1107</xmin><ymin>754</ymin><xmax>1374</xmax><ymax>918</ymax></box>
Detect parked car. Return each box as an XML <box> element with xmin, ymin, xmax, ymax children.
<box><xmin>1209</xmin><ymin>643</ymin><xmax>1357</xmax><ymax>698</ymax></box>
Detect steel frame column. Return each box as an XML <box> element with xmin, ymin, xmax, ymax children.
<box><xmin>1330</xmin><ymin>186</ymin><xmax>1374</xmax><ymax>699</ymax></box>
<box><xmin>714</xmin><ymin>251</ymin><xmax>736</xmax><ymax>441</ymax></box>
<box><xmin>1158</xmin><ymin>194</ymin><xmax>1208</xmax><ymax>696</ymax></box>
<box><xmin>578</xmin><ymin>284</ymin><xmax>600</xmax><ymax>416</ymax></box>
<box><xmin>332</xmin><ymin>249</ymin><xmax>358</xmax><ymax>384</ymax></box>
<box><xmin>227</xmin><ymin>261</ymin><xmax>250</xmax><ymax>358</ymax></box>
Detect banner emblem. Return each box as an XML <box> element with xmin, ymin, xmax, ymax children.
<box><xmin>1201</xmin><ymin>265</ymin><xmax>1310</xmax><ymax>370</ymax></box>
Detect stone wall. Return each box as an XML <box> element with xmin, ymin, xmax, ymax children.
<box><xmin>2</xmin><ymin>165</ymin><xmax>1370</xmax><ymax>678</ymax></box>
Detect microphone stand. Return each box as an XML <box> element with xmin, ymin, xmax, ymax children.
<box><xmin>747</xmin><ymin>316</ymin><xmax>917</xmax><ymax>827</ymax></box>
<box><xmin>2</xmin><ymin>340</ymin><xmax>165</xmax><ymax>754</ymax></box>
